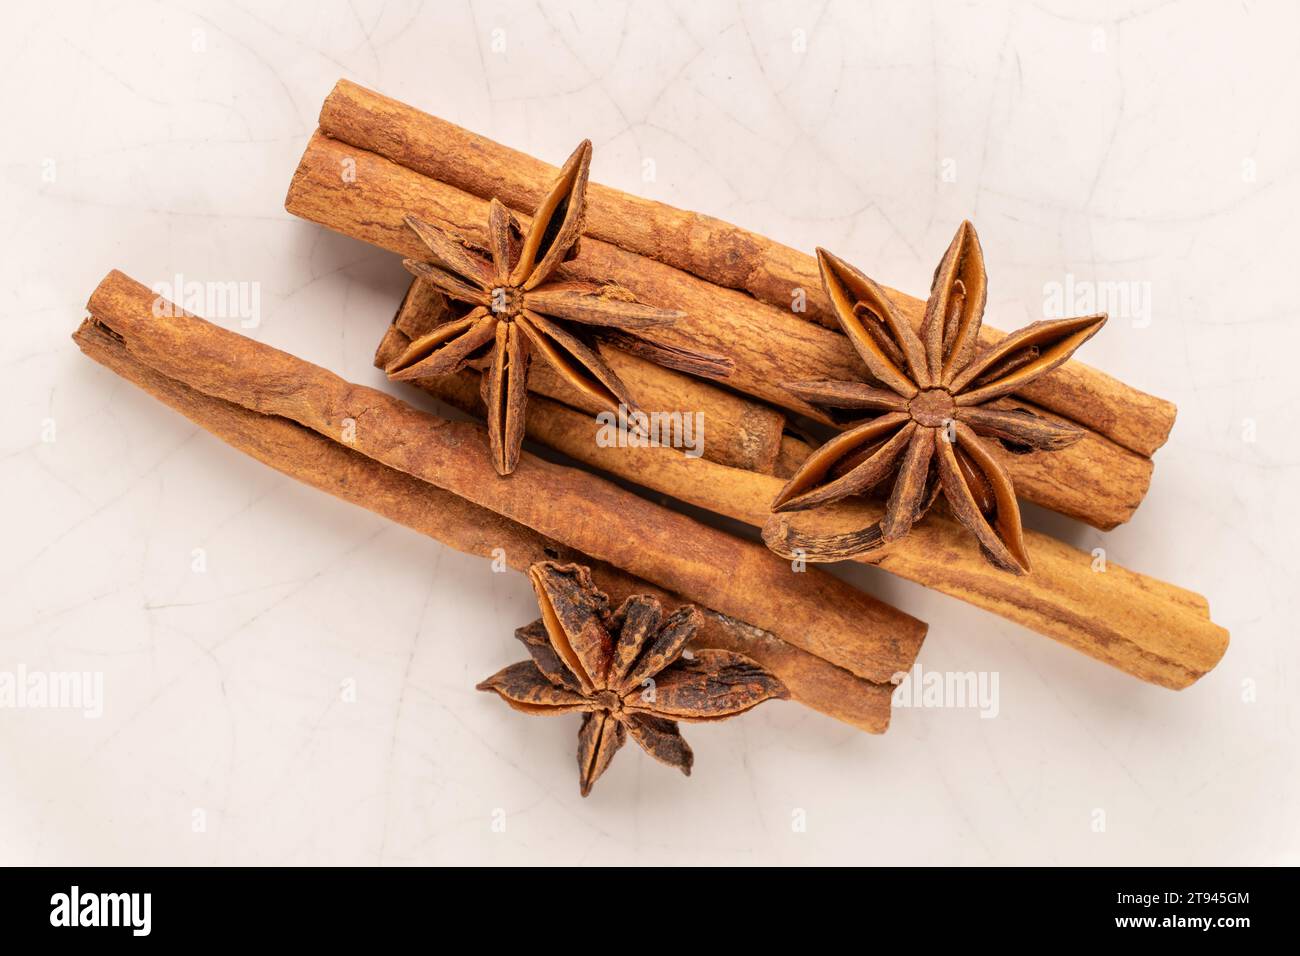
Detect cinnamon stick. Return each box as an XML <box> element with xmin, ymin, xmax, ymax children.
<box><xmin>73</xmin><ymin>318</ymin><xmax>893</xmax><ymax>733</ymax></box>
<box><xmin>82</xmin><ymin>270</ymin><xmax>925</xmax><ymax>689</ymax></box>
<box><xmin>392</xmin><ymin>278</ymin><xmax>786</xmax><ymax>473</ymax></box>
<box><xmin>315</xmin><ymin>78</ymin><xmax>1176</xmax><ymax>459</ymax></box>
<box><xmin>774</xmin><ymin>432</ymin><xmax>815</xmax><ymax>480</ymax></box>
<box><xmin>375</xmin><ymin>294</ymin><xmax>1226</xmax><ymax>690</ymax></box>
<box><xmin>285</xmin><ymin>128</ymin><xmax>1152</xmax><ymax>530</ymax></box>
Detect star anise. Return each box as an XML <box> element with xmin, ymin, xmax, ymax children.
<box><xmin>477</xmin><ymin>562</ymin><xmax>788</xmax><ymax>796</ymax></box>
<box><xmin>771</xmin><ymin>221</ymin><xmax>1106</xmax><ymax>574</ymax></box>
<box><xmin>385</xmin><ymin>140</ymin><xmax>686</xmax><ymax>475</ymax></box>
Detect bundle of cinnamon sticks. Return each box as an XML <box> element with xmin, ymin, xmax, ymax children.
<box><xmin>277</xmin><ymin>79</ymin><xmax>1225</xmax><ymax>692</ymax></box>
<box><xmin>376</xmin><ymin>279</ymin><xmax>1225</xmax><ymax>690</ymax></box>
<box><xmin>72</xmin><ymin>80</ymin><xmax>1228</xmax><ymax>756</ymax></box>
<box><xmin>76</xmin><ymin>271</ymin><xmax>922</xmax><ymax>734</ymax></box>
<box><xmin>287</xmin><ymin>80</ymin><xmax>1171</xmax><ymax>532</ymax></box>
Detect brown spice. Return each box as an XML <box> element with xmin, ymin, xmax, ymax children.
<box><xmin>284</xmin><ymin>125</ymin><xmax>1155</xmax><ymax>531</ymax></box>
<box><xmin>391</xmin><ymin>278</ymin><xmax>786</xmax><ymax>472</ymax></box>
<box><xmin>79</xmin><ymin>270</ymin><xmax>926</xmax><ymax>686</ymax></box>
<box><xmin>377</xmin><ymin>285</ymin><xmax>1227</xmax><ymax>690</ymax></box>
<box><xmin>772</xmin><ymin>223</ymin><xmax>1107</xmax><ymax>574</ymax></box>
<box><xmin>73</xmin><ymin>300</ymin><xmax>899</xmax><ymax>734</ymax></box>
<box><xmin>386</xmin><ymin>140</ymin><xmax>723</xmax><ymax>475</ymax></box>
<box><xmin>312</xmin><ymin>78</ymin><xmax>1176</xmax><ymax>460</ymax></box>
<box><xmin>478</xmin><ymin>562</ymin><xmax>787</xmax><ymax>796</ymax></box>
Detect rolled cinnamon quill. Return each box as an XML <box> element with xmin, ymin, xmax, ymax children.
<box><xmin>376</xmin><ymin>286</ymin><xmax>1227</xmax><ymax>690</ymax></box>
<box><xmin>78</xmin><ymin>271</ymin><xmax>925</xmax><ymax>708</ymax></box>
<box><xmin>391</xmin><ymin>273</ymin><xmax>787</xmax><ymax>474</ymax></box>
<box><xmin>73</xmin><ymin>319</ymin><xmax>892</xmax><ymax>732</ymax></box>
<box><xmin>313</xmin><ymin>79</ymin><xmax>1176</xmax><ymax>460</ymax></box>
<box><xmin>285</xmin><ymin>119</ymin><xmax>1153</xmax><ymax>530</ymax></box>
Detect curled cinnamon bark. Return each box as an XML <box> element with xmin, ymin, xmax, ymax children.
<box><xmin>284</xmin><ymin>125</ymin><xmax>1154</xmax><ymax>531</ymax></box>
<box><xmin>313</xmin><ymin>78</ymin><xmax>1176</xmax><ymax>460</ymax></box>
<box><xmin>79</xmin><ymin>270</ymin><xmax>925</xmax><ymax>690</ymax></box>
<box><xmin>73</xmin><ymin>299</ymin><xmax>899</xmax><ymax>734</ymax></box>
<box><xmin>391</xmin><ymin>277</ymin><xmax>787</xmax><ymax>473</ymax></box>
<box><xmin>377</xmin><ymin>284</ymin><xmax>1227</xmax><ymax>690</ymax></box>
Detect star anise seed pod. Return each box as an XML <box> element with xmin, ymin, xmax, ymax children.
<box><xmin>771</xmin><ymin>221</ymin><xmax>1107</xmax><ymax>574</ymax></box>
<box><xmin>477</xmin><ymin>562</ymin><xmax>788</xmax><ymax>796</ymax></box>
<box><xmin>385</xmin><ymin>141</ymin><xmax>686</xmax><ymax>476</ymax></box>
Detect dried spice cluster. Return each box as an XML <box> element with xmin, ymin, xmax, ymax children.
<box><xmin>68</xmin><ymin>80</ymin><xmax>1232</xmax><ymax>810</ymax></box>
<box><xmin>773</xmin><ymin>222</ymin><xmax>1106</xmax><ymax>573</ymax></box>
<box><xmin>477</xmin><ymin>562</ymin><xmax>787</xmax><ymax>795</ymax></box>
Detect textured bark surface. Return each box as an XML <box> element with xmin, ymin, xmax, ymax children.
<box><xmin>376</xmin><ymin>311</ymin><xmax>1227</xmax><ymax>690</ymax></box>
<box><xmin>73</xmin><ymin>312</ymin><xmax>896</xmax><ymax>734</ymax></box>
<box><xmin>392</xmin><ymin>279</ymin><xmax>786</xmax><ymax>472</ymax></box>
<box><xmin>82</xmin><ymin>270</ymin><xmax>925</xmax><ymax>689</ymax></box>
<box><xmin>763</xmin><ymin>504</ymin><xmax>1225</xmax><ymax>690</ymax></box>
<box><xmin>774</xmin><ymin>433</ymin><xmax>816</xmax><ymax>479</ymax></box>
<box><xmin>315</xmin><ymin>78</ymin><xmax>1176</xmax><ymax>459</ymax></box>
<box><xmin>285</xmin><ymin>128</ymin><xmax>1153</xmax><ymax>530</ymax></box>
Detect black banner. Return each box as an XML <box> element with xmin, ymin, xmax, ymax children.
<box><xmin>0</xmin><ymin>866</ymin><xmax>1283</xmax><ymax>942</ymax></box>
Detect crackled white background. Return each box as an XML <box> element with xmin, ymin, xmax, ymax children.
<box><xmin>1</xmin><ymin>0</ymin><xmax>1295</xmax><ymax>865</ymax></box>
